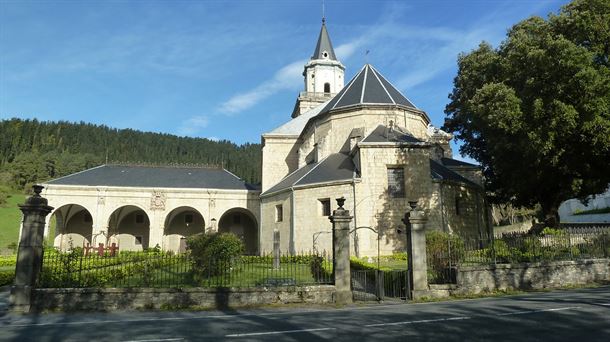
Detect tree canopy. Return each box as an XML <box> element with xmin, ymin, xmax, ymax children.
<box><xmin>443</xmin><ymin>0</ymin><xmax>610</xmax><ymax>226</ymax></box>
<box><xmin>0</xmin><ymin>118</ymin><xmax>262</xmax><ymax>189</ymax></box>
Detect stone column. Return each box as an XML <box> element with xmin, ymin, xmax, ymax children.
<box><xmin>405</xmin><ymin>202</ymin><xmax>429</xmax><ymax>299</ymax></box>
<box><xmin>10</xmin><ymin>185</ymin><xmax>54</xmax><ymax>313</ymax></box>
<box><xmin>329</xmin><ymin>197</ymin><xmax>353</xmax><ymax>305</ymax></box>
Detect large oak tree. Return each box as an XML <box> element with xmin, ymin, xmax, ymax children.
<box><xmin>444</xmin><ymin>0</ymin><xmax>610</xmax><ymax>226</ymax></box>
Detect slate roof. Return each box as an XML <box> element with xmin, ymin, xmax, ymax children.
<box><xmin>312</xmin><ymin>20</ymin><xmax>337</xmax><ymax>60</ymax></box>
<box><xmin>361</xmin><ymin>124</ymin><xmax>425</xmax><ymax>144</ymax></box>
<box><xmin>318</xmin><ymin>64</ymin><xmax>417</xmax><ymax>116</ymax></box>
<box><xmin>262</xmin><ymin>153</ymin><xmax>356</xmax><ymax>196</ymax></box>
<box><xmin>46</xmin><ymin>165</ymin><xmax>258</xmax><ymax>190</ymax></box>
<box><xmin>266</xmin><ymin>101</ymin><xmax>329</xmax><ymax>136</ymax></box>
<box><xmin>441</xmin><ymin>157</ymin><xmax>479</xmax><ymax>168</ymax></box>
<box><xmin>430</xmin><ymin>159</ymin><xmax>479</xmax><ymax>188</ymax></box>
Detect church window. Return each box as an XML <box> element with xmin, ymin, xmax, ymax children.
<box><xmin>322</xmin><ymin>51</ymin><xmax>329</xmax><ymax>58</ymax></box>
<box><xmin>135</xmin><ymin>214</ymin><xmax>144</xmax><ymax>224</ymax></box>
<box><xmin>319</xmin><ymin>198</ymin><xmax>331</xmax><ymax>216</ymax></box>
<box><xmin>324</xmin><ymin>83</ymin><xmax>331</xmax><ymax>94</ymax></box>
<box><xmin>275</xmin><ymin>205</ymin><xmax>283</xmax><ymax>222</ymax></box>
<box><xmin>455</xmin><ymin>196</ymin><xmax>462</xmax><ymax>216</ymax></box>
<box><xmin>387</xmin><ymin>167</ymin><xmax>405</xmax><ymax>198</ymax></box>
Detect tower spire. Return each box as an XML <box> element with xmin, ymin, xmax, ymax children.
<box><xmin>312</xmin><ymin>18</ymin><xmax>337</xmax><ymax>60</ymax></box>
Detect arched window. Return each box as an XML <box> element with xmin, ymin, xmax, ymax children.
<box><xmin>324</xmin><ymin>82</ymin><xmax>331</xmax><ymax>93</ymax></box>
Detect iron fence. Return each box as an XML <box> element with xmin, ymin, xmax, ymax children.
<box><xmin>427</xmin><ymin>228</ymin><xmax>609</xmax><ymax>284</ymax></box>
<box><xmin>38</xmin><ymin>249</ymin><xmax>333</xmax><ymax>288</ymax></box>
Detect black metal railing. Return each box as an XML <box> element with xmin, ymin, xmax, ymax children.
<box><xmin>38</xmin><ymin>250</ymin><xmax>333</xmax><ymax>288</ymax></box>
<box><xmin>427</xmin><ymin>228</ymin><xmax>609</xmax><ymax>284</ymax></box>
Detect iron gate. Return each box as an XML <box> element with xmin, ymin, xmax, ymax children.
<box><xmin>351</xmin><ymin>269</ymin><xmax>410</xmax><ymax>302</ymax></box>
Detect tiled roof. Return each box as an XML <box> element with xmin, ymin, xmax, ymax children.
<box><xmin>441</xmin><ymin>157</ymin><xmax>479</xmax><ymax>168</ymax></box>
<box><xmin>361</xmin><ymin>124</ymin><xmax>424</xmax><ymax>144</ymax></box>
<box><xmin>318</xmin><ymin>64</ymin><xmax>417</xmax><ymax>115</ymax></box>
<box><xmin>46</xmin><ymin>165</ymin><xmax>258</xmax><ymax>190</ymax></box>
<box><xmin>430</xmin><ymin>159</ymin><xmax>479</xmax><ymax>188</ymax></box>
<box><xmin>262</xmin><ymin>153</ymin><xmax>356</xmax><ymax>196</ymax></box>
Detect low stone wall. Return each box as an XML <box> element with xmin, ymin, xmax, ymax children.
<box><xmin>454</xmin><ymin>259</ymin><xmax>609</xmax><ymax>294</ymax></box>
<box><xmin>31</xmin><ymin>285</ymin><xmax>335</xmax><ymax>312</ymax></box>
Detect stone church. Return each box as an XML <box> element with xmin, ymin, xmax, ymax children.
<box><xmin>40</xmin><ymin>20</ymin><xmax>489</xmax><ymax>256</ymax></box>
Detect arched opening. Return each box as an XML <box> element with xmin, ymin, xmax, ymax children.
<box><xmin>218</xmin><ymin>208</ymin><xmax>258</xmax><ymax>255</ymax></box>
<box><xmin>163</xmin><ymin>206</ymin><xmax>205</xmax><ymax>253</ymax></box>
<box><xmin>51</xmin><ymin>204</ymin><xmax>93</xmax><ymax>250</ymax></box>
<box><xmin>108</xmin><ymin>205</ymin><xmax>150</xmax><ymax>251</ymax></box>
<box><xmin>324</xmin><ymin>82</ymin><xmax>331</xmax><ymax>94</ymax></box>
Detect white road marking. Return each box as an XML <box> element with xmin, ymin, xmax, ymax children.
<box><xmin>496</xmin><ymin>306</ymin><xmax>581</xmax><ymax>316</ymax></box>
<box><xmin>121</xmin><ymin>339</ymin><xmax>184</xmax><ymax>342</ymax></box>
<box><xmin>226</xmin><ymin>327</ymin><xmax>335</xmax><ymax>337</ymax></box>
<box><xmin>366</xmin><ymin>316</ymin><xmax>471</xmax><ymax>327</ymax></box>
<box><xmin>595</xmin><ymin>303</ymin><xmax>610</xmax><ymax>306</ymax></box>
<box><xmin>3</xmin><ymin>304</ymin><xmax>406</xmax><ymax>328</ymax></box>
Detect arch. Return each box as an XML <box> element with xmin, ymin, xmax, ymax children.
<box><xmin>324</xmin><ymin>82</ymin><xmax>331</xmax><ymax>94</ymax></box>
<box><xmin>163</xmin><ymin>206</ymin><xmax>205</xmax><ymax>253</ymax></box>
<box><xmin>218</xmin><ymin>207</ymin><xmax>258</xmax><ymax>255</ymax></box>
<box><xmin>107</xmin><ymin>205</ymin><xmax>150</xmax><ymax>251</ymax></box>
<box><xmin>51</xmin><ymin>204</ymin><xmax>93</xmax><ymax>250</ymax></box>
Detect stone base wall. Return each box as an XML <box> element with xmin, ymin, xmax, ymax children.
<box><xmin>31</xmin><ymin>285</ymin><xmax>335</xmax><ymax>312</ymax></box>
<box><xmin>454</xmin><ymin>259</ymin><xmax>609</xmax><ymax>294</ymax></box>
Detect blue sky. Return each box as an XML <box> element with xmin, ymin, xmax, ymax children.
<box><xmin>1</xmin><ymin>0</ymin><xmax>566</xmax><ymax>159</ymax></box>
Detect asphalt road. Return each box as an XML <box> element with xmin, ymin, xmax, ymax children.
<box><xmin>0</xmin><ymin>286</ymin><xmax>609</xmax><ymax>341</ymax></box>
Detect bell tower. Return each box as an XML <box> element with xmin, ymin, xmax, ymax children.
<box><xmin>292</xmin><ymin>18</ymin><xmax>345</xmax><ymax>118</ymax></box>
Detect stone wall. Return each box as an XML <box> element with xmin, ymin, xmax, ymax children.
<box><xmin>31</xmin><ymin>285</ymin><xmax>335</xmax><ymax>312</ymax></box>
<box><xmin>260</xmin><ymin>191</ymin><xmax>292</xmax><ymax>252</ymax></box>
<box><xmin>437</xmin><ymin>183</ymin><xmax>487</xmax><ymax>238</ymax></box>
<box><xmin>261</xmin><ymin>135</ymin><xmax>300</xmax><ymax>192</ymax></box>
<box><xmin>454</xmin><ymin>259</ymin><xmax>610</xmax><ymax>294</ymax></box>
<box><xmin>354</xmin><ymin>145</ymin><xmax>432</xmax><ymax>256</ymax></box>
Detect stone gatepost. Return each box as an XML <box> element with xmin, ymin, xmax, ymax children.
<box><xmin>404</xmin><ymin>202</ymin><xmax>429</xmax><ymax>300</ymax></box>
<box><xmin>10</xmin><ymin>185</ymin><xmax>54</xmax><ymax>313</ymax></box>
<box><xmin>329</xmin><ymin>197</ymin><xmax>353</xmax><ymax>305</ymax></box>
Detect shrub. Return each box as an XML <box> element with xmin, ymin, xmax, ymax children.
<box><xmin>0</xmin><ymin>255</ymin><xmax>17</xmax><ymax>267</ymax></box>
<box><xmin>0</xmin><ymin>269</ymin><xmax>14</xmax><ymax>286</ymax></box>
<box><xmin>187</xmin><ymin>232</ymin><xmax>244</xmax><ymax>277</ymax></box>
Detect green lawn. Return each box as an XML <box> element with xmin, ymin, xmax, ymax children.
<box><xmin>0</xmin><ymin>192</ymin><xmax>25</xmax><ymax>250</ymax></box>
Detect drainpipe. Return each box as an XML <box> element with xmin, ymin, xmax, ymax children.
<box><xmin>290</xmin><ymin>187</ymin><xmax>296</xmax><ymax>255</ymax></box>
<box><xmin>352</xmin><ymin>175</ymin><xmax>359</xmax><ymax>258</ymax></box>
<box><xmin>440</xmin><ymin>182</ymin><xmax>446</xmax><ymax>233</ymax></box>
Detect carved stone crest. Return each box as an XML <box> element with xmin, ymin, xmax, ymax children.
<box><xmin>150</xmin><ymin>190</ymin><xmax>166</xmax><ymax>210</ymax></box>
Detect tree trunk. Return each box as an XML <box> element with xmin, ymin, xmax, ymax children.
<box><xmin>541</xmin><ymin>202</ymin><xmax>560</xmax><ymax>228</ymax></box>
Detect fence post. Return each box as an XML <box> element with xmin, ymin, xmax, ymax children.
<box><xmin>10</xmin><ymin>185</ymin><xmax>54</xmax><ymax>313</ymax></box>
<box><xmin>405</xmin><ymin>202</ymin><xmax>429</xmax><ymax>300</ymax></box>
<box><xmin>329</xmin><ymin>197</ymin><xmax>353</xmax><ymax>305</ymax></box>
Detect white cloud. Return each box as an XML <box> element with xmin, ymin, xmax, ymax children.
<box><xmin>218</xmin><ymin>60</ymin><xmax>305</xmax><ymax>114</ymax></box>
<box><xmin>179</xmin><ymin>115</ymin><xmax>209</xmax><ymax>136</ymax></box>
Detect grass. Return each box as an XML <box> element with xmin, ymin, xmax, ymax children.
<box><xmin>40</xmin><ymin>252</ymin><xmax>331</xmax><ymax>288</ymax></box>
<box><xmin>0</xmin><ymin>191</ymin><xmax>25</xmax><ymax>250</ymax></box>
<box><xmin>122</xmin><ymin>261</ymin><xmax>321</xmax><ymax>288</ymax></box>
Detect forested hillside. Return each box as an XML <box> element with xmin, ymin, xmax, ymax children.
<box><xmin>0</xmin><ymin>118</ymin><xmax>262</xmax><ymax>192</ymax></box>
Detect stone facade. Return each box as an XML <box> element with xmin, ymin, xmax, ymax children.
<box><xmin>42</xmin><ymin>185</ymin><xmax>260</xmax><ymax>253</ymax></box>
